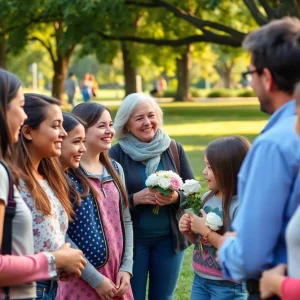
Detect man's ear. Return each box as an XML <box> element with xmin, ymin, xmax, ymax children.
<box><xmin>21</xmin><ymin>125</ymin><xmax>32</xmax><ymax>141</ymax></box>
<box><xmin>262</xmin><ymin>68</ymin><xmax>275</xmax><ymax>92</ymax></box>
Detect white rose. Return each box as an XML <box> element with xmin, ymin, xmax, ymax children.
<box><xmin>145</xmin><ymin>173</ymin><xmax>158</xmax><ymax>187</ymax></box>
<box><xmin>158</xmin><ymin>177</ymin><xmax>171</xmax><ymax>190</ymax></box>
<box><xmin>205</xmin><ymin>212</ymin><xmax>223</xmax><ymax>231</ymax></box>
<box><xmin>182</xmin><ymin>179</ymin><xmax>201</xmax><ymax>196</ymax></box>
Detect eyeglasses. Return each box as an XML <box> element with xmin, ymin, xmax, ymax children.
<box><xmin>241</xmin><ymin>68</ymin><xmax>263</xmax><ymax>83</ymax></box>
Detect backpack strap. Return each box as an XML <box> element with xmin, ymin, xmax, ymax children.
<box><xmin>0</xmin><ymin>161</ymin><xmax>16</xmax><ymax>300</ymax></box>
<box><xmin>169</xmin><ymin>139</ymin><xmax>181</xmax><ymax>176</ymax></box>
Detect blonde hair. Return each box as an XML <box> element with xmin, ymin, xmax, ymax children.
<box><xmin>114</xmin><ymin>93</ymin><xmax>163</xmax><ymax>139</ymax></box>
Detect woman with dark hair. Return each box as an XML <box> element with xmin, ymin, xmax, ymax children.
<box><xmin>57</xmin><ymin>103</ymin><xmax>134</xmax><ymax>300</ymax></box>
<box><xmin>16</xmin><ymin>94</ymin><xmax>86</xmax><ymax>300</ymax></box>
<box><xmin>0</xmin><ymin>70</ymin><xmax>85</xmax><ymax>300</ymax></box>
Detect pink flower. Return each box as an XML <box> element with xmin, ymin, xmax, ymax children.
<box><xmin>170</xmin><ymin>177</ymin><xmax>182</xmax><ymax>190</ymax></box>
<box><xmin>43</xmin><ymin>239</ymin><xmax>52</xmax><ymax>249</ymax></box>
<box><xmin>33</xmin><ymin>228</ymin><xmax>40</xmax><ymax>237</ymax></box>
<box><xmin>34</xmin><ymin>216</ymin><xmax>44</xmax><ymax>224</ymax></box>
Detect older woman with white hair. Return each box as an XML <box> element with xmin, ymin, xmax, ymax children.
<box><xmin>109</xmin><ymin>93</ymin><xmax>194</xmax><ymax>300</ymax></box>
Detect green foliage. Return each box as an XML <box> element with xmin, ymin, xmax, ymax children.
<box><xmin>156</xmin><ymin>187</ymin><xmax>171</xmax><ymax>196</ymax></box>
<box><xmin>237</xmin><ymin>89</ymin><xmax>256</xmax><ymax>97</ymax></box>
<box><xmin>180</xmin><ymin>193</ymin><xmax>203</xmax><ymax>216</ymax></box>
<box><xmin>207</xmin><ymin>89</ymin><xmax>234</xmax><ymax>97</ymax></box>
<box><xmin>190</xmin><ymin>88</ymin><xmax>201</xmax><ymax>97</ymax></box>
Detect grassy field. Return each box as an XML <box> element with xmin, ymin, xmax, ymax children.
<box><xmin>106</xmin><ymin>101</ymin><xmax>268</xmax><ymax>299</ymax></box>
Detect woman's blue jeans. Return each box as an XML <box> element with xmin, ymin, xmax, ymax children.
<box><xmin>34</xmin><ymin>281</ymin><xmax>57</xmax><ymax>300</ymax></box>
<box><xmin>131</xmin><ymin>234</ymin><xmax>185</xmax><ymax>300</ymax></box>
<box><xmin>191</xmin><ymin>273</ymin><xmax>247</xmax><ymax>300</ymax></box>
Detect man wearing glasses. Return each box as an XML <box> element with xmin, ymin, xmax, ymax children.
<box><xmin>218</xmin><ymin>17</ymin><xmax>300</xmax><ymax>300</ymax></box>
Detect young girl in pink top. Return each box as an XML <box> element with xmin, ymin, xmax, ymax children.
<box><xmin>57</xmin><ymin>103</ymin><xmax>134</xmax><ymax>300</ymax></box>
<box><xmin>0</xmin><ymin>70</ymin><xmax>85</xmax><ymax>300</ymax></box>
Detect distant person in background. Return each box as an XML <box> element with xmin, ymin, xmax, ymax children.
<box><xmin>150</xmin><ymin>75</ymin><xmax>167</xmax><ymax>97</ymax></box>
<box><xmin>80</xmin><ymin>73</ymin><xmax>92</xmax><ymax>102</ymax></box>
<box><xmin>89</xmin><ymin>74</ymin><xmax>99</xmax><ymax>98</ymax></box>
<box><xmin>65</xmin><ymin>73</ymin><xmax>77</xmax><ymax>108</ymax></box>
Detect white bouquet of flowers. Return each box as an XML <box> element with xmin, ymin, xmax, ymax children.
<box><xmin>145</xmin><ymin>170</ymin><xmax>183</xmax><ymax>214</ymax></box>
<box><xmin>205</xmin><ymin>212</ymin><xmax>223</xmax><ymax>231</ymax></box>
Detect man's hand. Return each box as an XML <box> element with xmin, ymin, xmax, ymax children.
<box><xmin>260</xmin><ymin>264</ymin><xmax>286</xmax><ymax>299</ymax></box>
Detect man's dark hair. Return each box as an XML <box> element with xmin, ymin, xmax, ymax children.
<box><xmin>68</xmin><ymin>72</ymin><xmax>74</xmax><ymax>77</ymax></box>
<box><xmin>243</xmin><ymin>17</ymin><xmax>300</xmax><ymax>94</ymax></box>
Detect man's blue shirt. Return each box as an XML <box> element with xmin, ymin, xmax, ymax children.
<box><xmin>219</xmin><ymin>100</ymin><xmax>300</xmax><ymax>281</ymax></box>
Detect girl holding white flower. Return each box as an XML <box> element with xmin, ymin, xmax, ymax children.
<box><xmin>179</xmin><ymin>136</ymin><xmax>251</xmax><ymax>300</ymax></box>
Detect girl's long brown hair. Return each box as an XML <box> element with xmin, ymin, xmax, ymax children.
<box><xmin>72</xmin><ymin>102</ymin><xmax>129</xmax><ymax>207</ymax></box>
<box><xmin>17</xmin><ymin>94</ymin><xmax>74</xmax><ymax>220</ymax></box>
<box><xmin>0</xmin><ymin>69</ymin><xmax>22</xmax><ymax>183</ymax></box>
<box><xmin>203</xmin><ymin>136</ymin><xmax>251</xmax><ymax>233</ymax></box>
<box><xmin>62</xmin><ymin>112</ymin><xmax>99</xmax><ymax>204</ymax></box>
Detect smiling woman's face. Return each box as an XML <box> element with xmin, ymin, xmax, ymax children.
<box><xmin>25</xmin><ymin>104</ymin><xmax>67</xmax><ymax>158</ymax></box>
<box><xmin>60</xmin><ymin>124</ymin><xmax>86</xmax><ymax>169</ymax></box>
<box><xmin>126</xmin><ymin>101</ymin><xmax>158</xmax><ymax>143</ymax></box>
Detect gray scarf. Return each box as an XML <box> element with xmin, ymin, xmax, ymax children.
<box><xmin>118</xmin><ymin>129</ymin><xmax>171</xmax><ymax>176</ymax></box>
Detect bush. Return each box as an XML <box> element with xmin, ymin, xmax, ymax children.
<box><xmin>237</xmin><ymin>89</ymin><xmax>256</xmax><ymax>97</ymax></box>
<box><xmin>154</xmin><ymin>89</ymin><xmax>176</xmax><ymax>98</ymax></box>
<box><xmin>162</xmin><ymin>90</ymin><xmax>176</xmax><ymax>97</ymax></box>
<box><xmin>190</xmin><ymin>88</ymin><xmax>201</xmax><ymax>97</ymax></box>
<box><xmin>207</xmin><ymin>89</ymin><xmax>235</xmax><ymax>98</ymax></box>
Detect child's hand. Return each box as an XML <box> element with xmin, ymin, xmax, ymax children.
<box><xmin>95</xmin><ymin>276</ymin><xmax>117</xmax><ymax>299</ymax></box>
<box><xmin>200</xmin><ymin>209</ymin><xmax>207</xmax><ymax>220</ymax></box>
<box><xmin>190</xmin><ymin>213</ymin><xmax>208</xmax><ymax>236</ymax></box>
<box><xmin>114</xmin><ymin>271</ymin><xmax>131</xmax><ymax>296</ymax></box>
<box><xmin>179</xmin><ymin>214</ymin><xmax>191</xmax><ymax>234</ymax></box>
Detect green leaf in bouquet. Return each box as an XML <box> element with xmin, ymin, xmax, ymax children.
<box><xmin>180</xmin><ymin>200</ymin><xmax>187</xmax><ymax>207</ymax></box>
<box><xmin>156</xmin><ymin>187</ymin><xmax>171</xmax><ymax>195</ymax></box>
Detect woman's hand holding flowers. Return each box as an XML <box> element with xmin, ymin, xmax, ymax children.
<box><xmin>155</xmin><ymin>190</ymin><xmax>179</xmax><ymax>206</ymax></box>
<box><xmin>133</xmin><ymin>188</ymin><xmax>157</xmax><ymax>206</ymax></box>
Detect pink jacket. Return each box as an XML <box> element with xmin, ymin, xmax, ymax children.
<box><xmin>0</xmin><ymin>253</ymin><xmax>50</xmax><ymax>299</ymax></box>
<box><xmin>281</xmin><ymin>277</ymin><xmax>300</xmax><ymax>300</ymax></box>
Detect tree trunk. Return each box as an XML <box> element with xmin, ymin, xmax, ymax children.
<box><xmin>121</xmin><ymin>41</ymin><xmax>137</xmax><ymax>96</ymax></box>
<box><xmin>175</xmin><ymin>45</ymin><xmax>191</xmax><ymax>101</ymax></box>
<box><xmin>223</xmin><ymin>69</ymin><xmax>231</xmax><ymax>88</ymax></box>
<box><xmin>0</xmin><ymin>37</ymin><xmax>6</xmax><ymax>69</ymax></box>
<box><xmin>214</xmin><ymin>65</ymin><xmax>232</xmax><ymax>88</ymax></box>
<box><xmin>52</xmin><ymin>56</ymin><xmax>69</xmax><ymax>102</ymax></box>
